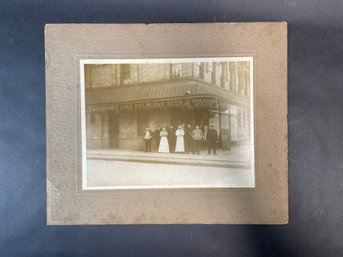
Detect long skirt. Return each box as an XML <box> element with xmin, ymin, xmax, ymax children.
<box><xmin>175</xmin><ymin>136</ymin><xmax>185</xmax><ymax>152</ymax></box>
<box><xmin>158</xmin><ymin>137</ymin><xmax>170</xmax><ymax>153</ymax></box>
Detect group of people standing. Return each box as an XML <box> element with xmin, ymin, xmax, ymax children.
<box><xmin>143</xmin><ymin>124</ymin><xmax>219</xmax><ymax>155</ymax></box>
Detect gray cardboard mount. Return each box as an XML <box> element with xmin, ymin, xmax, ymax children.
<box><xmin>45</xmin><ymin>23</ymin><xmax>288</xmax><ymax>224</ymax></box>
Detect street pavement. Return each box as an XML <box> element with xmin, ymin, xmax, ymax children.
<box><xmin>87</xmin><ymin>145</ymin><xmax>253</xmax><ymax>168</ymax></box>
<box><xmin>85</xmin><ymin>145</ymin><xmax>254</xmax><ymax>189</ymax></box>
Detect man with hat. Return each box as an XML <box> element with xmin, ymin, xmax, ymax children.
<box><xmin>207</xmin><ymin>125</ymin><xmax>218</xmax><ymax>155</ymax></box>
<box><xmin>191</xmin><ymin>125</ymin><xmax>204</xmax><ymax>155</ymax></box>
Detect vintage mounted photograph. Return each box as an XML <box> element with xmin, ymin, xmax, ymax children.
<box><xmin>80</xmin><ymin>57</ymin><xmax>254</xmax><ymax>189</ymax></box>
<box><xmin>46</xmin><ymin>23</ymin><xmax>287</xmax><ymax>224</ymax></box>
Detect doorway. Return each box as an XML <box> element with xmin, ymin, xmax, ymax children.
<box><xmin>109</xmin><ymin>113</ymin><xmax>119</xmax><ymax>148</ymax></box>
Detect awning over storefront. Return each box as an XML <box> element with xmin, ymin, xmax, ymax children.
<box><xmin>85</xmin><ymin>79</ymin><xmax>249</xmax><ymax>112</ymax></box>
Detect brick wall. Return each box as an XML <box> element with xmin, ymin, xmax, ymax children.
<box><xmin>138</xmin><ymin>63</ymin><xmax>166</xmax><ymax>82</ymax></box>
<box><xmin>85</xmin><ymin>62</ymin><xmax>250</xmax><ymax>97</ymax></box>
<box><xmin>89</xmin><ymin>64</ymin><xmax>116</xmax><ymax>88</ymax></box>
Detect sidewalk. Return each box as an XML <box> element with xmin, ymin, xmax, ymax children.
<box><xmin>87</xmin><ymin>145</ymin><xmax>253</xmax><ymax>169</ymax></box>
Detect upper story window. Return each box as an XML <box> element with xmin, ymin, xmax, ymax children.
<box><xmin>206</xmin><ymin>62</ymin><xmax>213</xmax><ymax>73</ymax></box>
<box><xmin>228</xmin><ymin>62</ymin><xmax>236</xmax><ymax>92</ymax></box>
<box><xmin>120</xmin><ymin>64</ymin><xmax>131</xmax><ymax>84</ymax></box>
<box><xmin>220</xmin><ymin>62</ymin><xmax>227</xmax><ymax>88</ymax></box>
<box><xmin>199</xmin><ymin>63</ymin><xmax>205</xmax><ymax>79</ymax></box>
<box><xmin>243</xmin><ymin>71</ymin><xmax>249</xmax><ymax>96</ymax></box>
<box><xmin>171</xmin><ymin>63</ymin><xmax>182</xmax><ymax>78</ymax></box>
<box><xmin>194</xmin><ymin>62</ymin><xmax>200</xmax><ymax>78</ymax></box>
<box><xmin>210</xmin><ymin>62</ymin><xmax>216</xmax><ymax>84</ymax></box>
<box><xmin>237</xmin><ymin>63</ymin><xmax>242</xmax><ymax>94</ymax></box>
<box><xmin>194</xmin><ymin>62</ymin><xmax>205</xmax><ymax>80</ymax></box>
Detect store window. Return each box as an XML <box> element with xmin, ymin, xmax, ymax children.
<box><xmin>90</xmin><ymin>113</ymin><xmax>96</xmax><ymax>124</ymax></box>
<box><xmin>137</xmin><ymin>112</ymin><xmax>149</xmax><ymax>136</ymax></box>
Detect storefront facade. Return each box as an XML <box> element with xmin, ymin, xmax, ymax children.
<box><xmin>84</xmin><ymin>61</ymin><xmax>251</xmax><ymax>151</ymax></box>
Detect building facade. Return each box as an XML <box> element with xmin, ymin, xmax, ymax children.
<box><xmin>84</xmin><ymin>61</ymin><xmax>251</xmax><ymax>151</ymax></box>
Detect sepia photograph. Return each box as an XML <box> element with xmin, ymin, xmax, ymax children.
<box><xmin>80</xmin><ymin>57</ymin><xmax>254</xmax><ymax>189</ymax></box>
<box><xmin>46</xmin><ymin>23</ymin><xmax>287</xmax><ymax>224</ymax></box>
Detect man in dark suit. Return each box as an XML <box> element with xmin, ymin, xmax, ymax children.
<box><xmin>168</xmin><ymin>125</ymin><xmax>176</xmax><ymax>153</ymax></box>
<box><xmin>207</xmin><ymin>125</ymin><xmax>218</xmax><ymax>155</ymax></box>
<box><xmin>184</xmin><ymin>124</ymin><xmax>193</xmax><ymax>154</ymax></box>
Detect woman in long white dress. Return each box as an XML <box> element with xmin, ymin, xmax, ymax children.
<box><xmin>158</xmin><ymin>127</ymin><xmax>170</xmax><ymax>153</ymax></box>
<box><xmin>175</xmin><ymin>125</ymin><xmax>185</xmax><ymax>153</ymax></box>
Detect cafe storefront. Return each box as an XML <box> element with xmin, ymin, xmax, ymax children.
<box><xmin>85</xmin><ymin>79</ymin><xmax>249</xmax><ymax>151</ymax></box>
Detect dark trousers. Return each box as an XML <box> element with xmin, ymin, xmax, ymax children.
<box><xmin>144</xmin><ymin>139</ymin><xmax>152</xmax><ymax>152</ymax></box>
<box><xmin>185</xmin><ymin>137</ymin><xmax>192</xmax><ymax>153</ymax></box>
<box><xmin>153</xmin><ymin>138</ymin><xmax>160</xmax><ymax>152</ymax></box>
<box><xmin>208</xmin><ymin>141</ymin><xmax>217</xmax><ymax>154</ymax></box>
<box><xmin>192</xmin><ymin>140</ymin><xmax>201</xmax><ymax>154</ymax></box>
